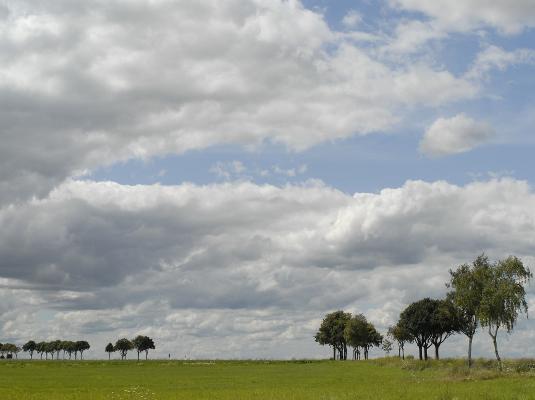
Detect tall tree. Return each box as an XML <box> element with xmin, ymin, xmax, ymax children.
<box><xmin>447</xmin><ymin>254</ymin><xmax>491</xmax><ymax>367</ymax></box>
<box><xmin>22</xmin><ymin>340</ymin><xmax>37</xmax><ymax>360</ymax></box>
<box><xmin>479</xmin><ymin>256</ymin><xmax>531</xmax><ymax>365</ymax></box>
<box><xmin>105</xmin><ymin>343</ymin><xmax>115</xmax><ymax>360</ymax></box>
<box><xmin>387</xmin><ymin>324</ymin><xmax>413</xmax><ymax>359</ymax></box>
<box><xmin>315</xmin><ymin>311</ymin><xmax>351</xmax><ymax>360</ymax></box>
<box><xmin>115</xmin><ymin>338</ymin><xmax>134</xmax><ymax>360</ymax></box>
<box><xmin>399</xmin><ymin>298</ymin><xmax>436</xmax><ymax>360</ymax></box>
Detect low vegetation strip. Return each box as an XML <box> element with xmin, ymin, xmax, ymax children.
<box><xmin>2</xmin><ymin>358</ymin><xmax>535</xmax><ymax>399</ymax></box>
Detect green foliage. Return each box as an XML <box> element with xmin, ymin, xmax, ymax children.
<box><xmin>132</xmin><ymin>335</ymin><xmax>156</xmax><ymax>360</ymax></box>
<box><xmin>399</xmin><ymin>298</ymin><xmax>437</xmax><ymax>360</ymax></box>
<box><xmin>114</xmin><ymin>338</ymin><xmax>134</xmax><ymax>360</ymax></box>
<box><xmin>314</xmin><ymin>310</ymin><xmax>351</xmax><ymax>360</ymax></box>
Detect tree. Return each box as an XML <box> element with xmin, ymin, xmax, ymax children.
<box><xmin>105</xmin><ymin>343</ymin><xmax>115</xmax><ymax>360</ymax></box>
<box><xmin>387</xmin><ymin>324</ymin><xmax>413</xmax><ymax>359</ymax></box>
<box><xmin>75</xmin><ymin>341</ymin><xmax>90</xmax><ymax>360</ymax></box>
<box><xmin>399</xmin><ymin>298</ymin><xmax>436</xmax><ymax>360</ymax></box>
<box><xmin>115</xmin><ymin>338</ymin><xmax>134</xmax><ymax>360</ymax></box>
<box><xmin>479</xmin><ymin>256</ymin><xmax>531</xmax><ymax>365</ymax></box>
<box><xmin>132</xmin><ymin>335</ymin><xmax>156</xmax><ymax>361</ymax></box>
<box><xmin>23</xmin><ymin>340</ymin><xmax>37</xmax><ymax>360</ymax></box>
<box><xmin>447</xmin><ymin>254</ymin><xmax>491</xmax><ymax>367</ymax></box>
<box><xmin>382</xmin><ymin>338</ymin><xmax>393</xmax><ymax>356</ymax></box>
<box><xmin>429</xmin><ymin>299</ymin><xmax>460</xmax><ymax>360</ymax></box>
<box><xmin>36</xmin><ymin>342</ymin><xmax>47</xmax><ymax>360</ymax></box>
<box><xmin>63</xmin><ymin>341</ymin><xmax>76</xmax><ymax>359</ymax></box>
<box><xmin>51</xmin><ymin>340</ymin><xmax>62</xmax><ymax>360</ymax></box>
<box><xmin>344</xmin><ymin>314</ymin><xmax>368</xmax><ymax>360</ymax></box>
<box><xmin>344</xmin><ymin>315</ymin><xmax>382</xmax><ymax>360</ymax></box>
<box><xmin>315</xmin><ymin>311</ymin><xmax>351</xmax><ymax>360</ymax></box>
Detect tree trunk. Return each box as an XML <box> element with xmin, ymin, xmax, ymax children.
<box><xmin>488</xmin><ymin>325</ymin><xmax>501</xmax><ymax>365</ymax></box>
<box><xmin>402</xmin><ymin>345</ymin><xmax>405</xmax><ymax>360</ymax></box>
<box><xmin>146</xmin><ymin>351</ymin><xmax>148</xmax><ymax>360</ymax></box>
<box><xmin>424</xmin><ymin>346</ymin><xmax>428</xmax><ymax>360</ymax></box>
<box><xmin>108</xmin><ymin>353</ymin><xmax>111</xmax><ymax>360</ymax></box>
<box><xmin>418</xmin><ymin>345</ymin><xmax>422</xmax><ymax>360</ymax></box>
<box><xmin>434</xmin><ymin>344</ymin><xmax>440</xmax><ymax>360</ymax></box>
<box><xmin>467</xmin><ymin>335</ymin><xmax>473</xmax><ymax>368</ymax></box>
<box><xmin>332</xmin><ymin>346</ymin><xmax>335</xmax><ymax>360</ymax></box>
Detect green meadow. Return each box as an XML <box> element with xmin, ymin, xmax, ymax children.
<box><xmin>1</xmin><ymin>358</ymin><xmax>535</xmax><ymax>400</ymax></box>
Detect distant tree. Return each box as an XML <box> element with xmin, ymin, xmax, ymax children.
<box><xmin>115</xmin><ymin>338</ymin><xmax>134</xmax><ymax>360</ymax></box>
<box><xmin>382</xmin><ymin>338</ymin><xmax>393</xmax><ymax>356</ymax></box>
<box><xmin>429</xmin><ymin>299</ymin><xmax>460</xmax><ymax>360</ymax></box>
<box><xmin>399</xmin><ymin>298</ymin><xmax>436</xmax><ymax>360</ymax></box>
<box><xmin>23</xmin><ymin>340</ymin><xmax>37</xmax><ymax>360</ymax></box>
<box><xmin>315</xmin><ymin>311</ymin><xmax>351</xmax><ymax>360</ymax></box>
<box><xmin>2</xmin><ymin>343</ymin><xmax>18</xmax><ymax>359</ymax></box>
<box><xmin>387</xmin><ymin>324</ymin><xmax>413</xmax><ymax>359</ymax></box>
<box><xmin>447</xmin><ymin>254</ymin><xmax>491</xmax><ymax>367</ymax></box>
<box><xmin>36</xmin><ymin>342</ymin><xmax>47</xmax><ymax>360</ymax></box>
<box><xmin>479</xmin><ymin>256</ymin><xmax>531</xmax><ymax>365</ymax></box>
<box><xmin>14</xmin><ymin>345</ymin><xmax>21</xmax><ymax>359</ymax></box>
<box><xmin>51</xmin><ymin>340</ymin><xmax>62</xmax><ymax>360</ymax></box>
<box><xmin>133</xmin><ymin>335</ymin><xmax>156</xmax><ymax>361</ymax></box>
<box><xmin>63</xmin><ymin>341</ymin><xmax>76</xmax><ymax>359</ymax></box>
<box><xmin>75</xmin><ymin>341</ymin><xmax>90</xmax><ymax>360</ymax></box>
<box><xmin>105</xmin><ymin>343</ymin><xmax>115</xmax><ymax>360</ymax></box>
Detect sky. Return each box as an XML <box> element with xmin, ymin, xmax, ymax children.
<box><xmin>1</xmin><ymin>0</ymin><xmax>535</xmax><ymax>360</ymax></box>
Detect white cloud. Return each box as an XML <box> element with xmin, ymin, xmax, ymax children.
<box><xmin>467</xmin><ymin>45</ymin><xmax>535</xmax><ymax>80</ymax></box>
<box><xmin>392</xmin><ymin>0</ymin><xmax>535</xmax><ymax>34</ymax></box>
<box><xmin>420</xmin><ymin>114</ymin><xmax>495</xmax><ymax>157</ymax></box>
<box><xmin>2</xmin><ymin>178</ymin><xmax>535</xmax><ymax>358</ymax></box>
<box><xmin>0</xmin><ymin>0</ymin><xmax>478</xmax><ymax>205</ymax></box>
<box><xmin>342</xmin><ymin>10</ymin><xmax>362</xmax><ymax>28</ymax></box>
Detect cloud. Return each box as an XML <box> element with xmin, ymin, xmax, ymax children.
<box><xmin>392</xmin><ymin>0</ymin><xmax>535</xmax><ymax>34</ymax></box>
<box><xmin>419</xmin><ymin>114</ymin><xmax>495</xmax><ymax>157</ymax></box>
<box><xmin>0</xmin><ymin>0</ymin><xmax>478</xmax><ymax>205</ymax></box>
<box><xmin>342</xmin><ymin>10</ymin><xmax>362</xmax><ymax>28</ymax></box>
<box><xmin>467</xmin><ymin>45</ymin><xmax>535</xmax><ymax>80</ymax></box>
<box><xmin>2</xmin><ymin>178</ymin><xmax>535</xmax><ymax>358</ymax></box>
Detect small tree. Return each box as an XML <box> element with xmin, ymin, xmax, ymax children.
<box><xmin>115</xmin><ymin>338</ymin><xmax>134</xmax><ymax>360</ymax></box>
<box><xmin>479</xmin><ymin>256</ymin><xmax>531</xmax><ymax>366</ymax></box>
<box><xmin>75</xmin><ymin>341</ymin><xmax>90</xmax><ymax>360</ymax></box>
<box><xmin>382</xmin><ymin>339</ymin><xmax>393</xmax><ymax>356</ymax></box>
<box><xmin>387</xmin><ymin>324</ymin><xmax>413</xmax><ymax>359</ymax></box>
<box><xmin>23</xmin><ymin>340</ymin><xmax>37</xmax><ymax>360</ymax></box>
<box><xmin>36</xmin><ymin>342</ymin><xmax>47</xmax><ymax>360</ymax></box>
<box><xmin>105</xmin><ymin>343</ymin><xmax>115</xmax><ymax>360</ymax></box>
<box><xmin>133</xmin><ymin>335</ymin><xmax>156</xmax><ymax>361</ymax></box>
<box><xmin>344</xmin><ymin>314</ymin><xmax>368</xmax><ymax>360</ymax></box>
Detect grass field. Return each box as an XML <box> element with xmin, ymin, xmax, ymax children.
<box><xmin>1</xmin><ymin>358</ymin><xmax>535</xmax><ymax>399</ymax></box>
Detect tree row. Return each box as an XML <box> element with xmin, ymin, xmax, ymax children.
<box><xmin>316</xmin><ymin>255</ymin><xmax>531</xmax><ymax>367</ymax></box>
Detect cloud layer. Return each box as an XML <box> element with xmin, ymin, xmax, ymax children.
<box><xmin>2</xmin><ymin>178</ymin><xmax>535</xmax><ymax>358</ymax></box>
<box><xmin>0</xmin><ymin>0</ymin><xmax>479</xmax><ymax>205</ymax></box>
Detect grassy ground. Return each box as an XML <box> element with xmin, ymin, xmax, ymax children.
<box><xmin>1</xmin><ymin>358</ymin><xmax>535</xmax><ymax>399</ymax></box>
